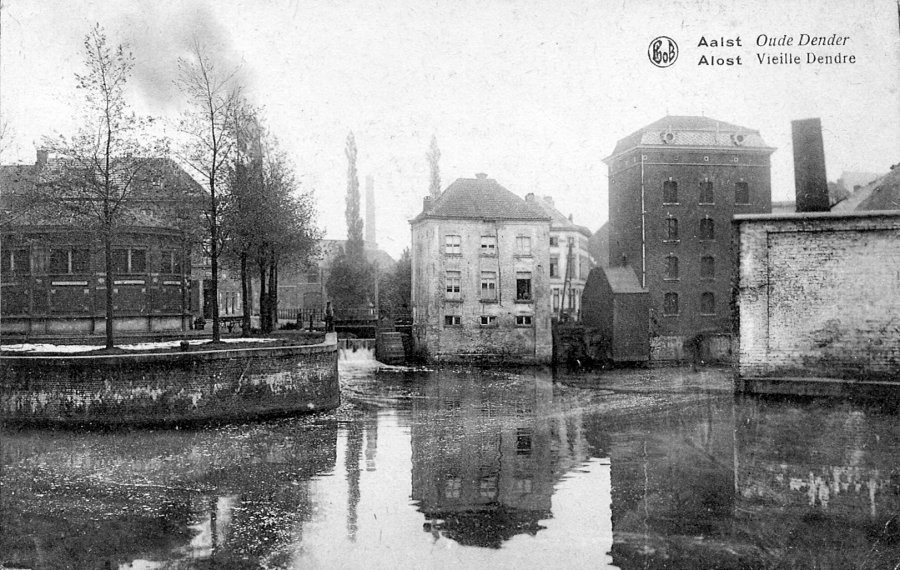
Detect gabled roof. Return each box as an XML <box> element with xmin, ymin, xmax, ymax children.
<box><xmin>528</xmin><ymin>196</ymin><xmax>592</xmax><ymax>236</ymax></box>
<box><xmin>606</xmin><ymin>115</ymin><xmax>773</xmax><ymax>160</ymax></box>
<box><xmin>412</xmin><ymin>175</ymin><xmax>550</xmax><ymax>223</ymax></box>
<box><xmin>604</xmin><ymin>265</ymin><xmax>646</xmax><ymax>294</ymax></box>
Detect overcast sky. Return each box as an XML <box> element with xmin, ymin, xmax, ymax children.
<box><xmin>2</xmin><ymin>0</ymin><xmax>898</xmax><ymax>258</ymax></box>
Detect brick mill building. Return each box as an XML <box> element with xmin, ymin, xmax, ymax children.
<box><xmin>410</xmin><ymin>174</ymin><xmax>552</xmax><ymax>363</ymax></box>
<box><xmin>603</xmin><ymin>116</ymin><xmax>774</xmax><ymax>358</ymax></box>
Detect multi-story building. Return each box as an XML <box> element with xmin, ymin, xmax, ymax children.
<box><xmin>526</xmin><ymin>195</ymin><xmax>592</xmax><ymax>320</ymax></box>
<box><xmin>410</xmin><ymin>173</ymin><xmax>552</xmax><ymax>363</ymax></box>
<box><xmin>603</xmin><ymin>116</ymin><xmax>774</xmax><ymax>356</ymax></box>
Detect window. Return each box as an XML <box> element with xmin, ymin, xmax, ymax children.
<box><xmin>445</xmin><ymin>271</ymin><xmax>461</xmax><ymax>299</ymax></box>
<box><xmin>444</xmin><ymin>314</ymin><xmax>461</xmax><ymax>326</ymax></box>
<box><xmin>516</xmin><ymin>428</ymin><xmax>533</xmax><ymax>455</ymax></box>
<box><xmin>49</xmin><ymin>248</ymin><xmax>90</xmax><ymax>274</ymax></box>
<box><xmin>159</xmin><ymin>251</ymin><xmax>183</xmax><ymax>274</ymax></box>
<box><xmin>515</xmin><ymin>315</ymin><xmax>533</xmax><ymax>326</ymax></box>
<box><xmin>479</xmin><ymin>474</ymin><xmax>498</xmax><ymax>499</ymax></box>
<box><xmin>550</xmin><ymin>256</ymin><xmax>559</xmax><ymax>278</ymax></box>
<box><xmin>701</xmin><ymin>292</ymin><xmax>715</xmax><ymax>315</ymax></box>
<box><xmin>480</xmin><ymin>271</ymin><xmax>497</xmax><ymax>300</ymax></box>
<box><xmin>515</xmin><ymin>236</ymin><xmax>532</xmax><ymax>256</ymax></box>
<box><xmin>479</xmin><ymin>315</ymin><xmax>497</xmax><ymax>326</ymax></box>
<box><xmin>444</xmin><ymin>234</ymin><xmax>461</xmax><ymax>255</ymax></box>
<box><xmin>664</xmin><ymin>255</ymin><xmax>679</xmax><ymax>280</ymax></box>
<box><xmin>666</xmin><ymin>218</ymin><xmax>679</xmax><ymax>241</ymax></box>
<box><xmin>480</xmin><ymin>235</ymin><xmax>497</xmax><ymax>255</ymax></box>
<box><xmin>5</xmin><ymin>249</ymin><xmax>30</xmax><ymax>275</ymax></box>
<box><xmin>552</xmin><ymin>288</ymin><xmax>560</xmax><ymax>311</ymax></box>
<box><xmin>568</xmin><ymin>286</ymin><xmax>576</xmax><ymax>310</ymax></box>
<box><xmin>112</xmin><ymin>248</ymin><xmax>147</xmax><ymax>273</ymax></box>
<box><xmin>700</xmin><ymin>256</ymin><xmax>715</xmax><ymax>279</ymax></box>
<box><xmin>516</xmin><ymin>271</ymin><xmax>532</xmax><ymax>301</ymax></box>
<box><xmin>663</xmin><ymin>180</ymin><xmax>678</xmax><ymax>203</ymax></box>
<box><xmin>735</xmin><ymin>181</ymin><xmax>750</xmax><ymax>204</ymax></box>
<box><xmin>306</xmin><ymin>270</ymin><xmax>319</xmax><ymax>283</ymax></box>
<box><xmin>699</xmin><ymin>218</ymin><xmax>715</xmax><ymax>240</ymax></box>
<box><xmin>549</xmin><ymin>236</ymin><xmax>559</xmax><ymax>247</ymax></box>
<box><xmin>663</xmin><ymin>292</ymin><xmax>679</xmax><ymax>315</ymax></box>
<box><xmin>699</xmin><ymin>180</ymin><xmax>714</xmax><ymax>204</ymax></box>
<box><xmin>444</xmin><ymin>476</ymin><xmax>461</xmax><ymax>499</ymax></box>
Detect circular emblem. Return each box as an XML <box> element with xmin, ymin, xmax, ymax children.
<box><xmin>648</xmin><ymin>36</ymin><xmax>678</xmax><ymax>67</ymax></box>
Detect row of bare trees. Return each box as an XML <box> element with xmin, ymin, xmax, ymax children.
<box><xmin>27</xmin><ymin>25</ymin><xmax>319</xmax><ymax>348</ymax></box>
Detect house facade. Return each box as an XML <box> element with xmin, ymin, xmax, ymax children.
<box><xmin>527</xmin><ymin>195</ymin><xmax>592</xmax><ymax>320</ymax></box>
<box><xmin>604</xmin><ymin>116</ymin><xmax>774</xmax><ymax>358</ymax></box>
<box><xmin>410</xmin><ymin>174</ymin><xmax>552</xmax><ymax>363</ymax></box>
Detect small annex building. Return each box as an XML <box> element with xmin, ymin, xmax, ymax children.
<box><xmin>581</xmin><ymin>263</ymin><xmax>649</xmax><ymax>363</ymax></box>
<box><xmin>410</xmin><ymin>173</ymin><xmax>552</xmax><ymax>363</ymax></box>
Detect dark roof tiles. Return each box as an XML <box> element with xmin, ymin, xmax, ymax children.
<box><xmin>413</xmin><ymin>176</ymin><xmax>550</xmax><ymax>223</ymax></box>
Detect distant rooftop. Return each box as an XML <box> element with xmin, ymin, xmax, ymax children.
<box><xmin>607</xmin><ymin>115</ymin><xmax>774</xmax><ymax>160</ymax></box>
<box><xmin>412</xmin><ymin>174</ymin><xmax>550</xmax><ymax>223</ymax></box>
<box><xmin>527</xmin><ymin>195</ymin><xmax>591</xmax><ymax>236</ymax></box>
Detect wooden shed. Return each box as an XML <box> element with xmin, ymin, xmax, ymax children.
<box><xmin>582</xmin><ymin>265</ymin><xmax>649</xmax><ymax>363</ymax></box>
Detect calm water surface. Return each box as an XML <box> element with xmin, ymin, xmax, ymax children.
<box><xmin>2</xmin><ymin>353</ymin><xmax>899</xmax><ymax>569</ymax></box>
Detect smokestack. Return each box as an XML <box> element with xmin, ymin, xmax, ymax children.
<box><xmin>791</xmin><ymin>118</ymin><xmax>830</xmax><ymax>212</ymax></box>
<box><xmin>365</xmin><ymin>175</ymin><xmax>376</xmax><ymax>248</ymax></box>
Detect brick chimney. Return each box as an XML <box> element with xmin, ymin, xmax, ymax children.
<box><xmin>423</xmin><ymin>196</ymin><xmax>433</xmax><ymax>213</ymax></box>
<box><xmin>475</xmin><ymin>172</ymin><xmax>488</xmax><ymax>180</ymax></box>
<box><xmin>792</xmin><ymin>118</ymin><xmax>830</xmax><ymax>212</ymax></box>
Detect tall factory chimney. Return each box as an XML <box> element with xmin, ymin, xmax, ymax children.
<box><xmin>791</xmin><ymin>118</ymin><xmax>830</xmax><ymax>212</ymax></box>
<box><xmin>365</xmin><ymin>175</ymin><xmax>377</xmax><ymax>248</ymax></box>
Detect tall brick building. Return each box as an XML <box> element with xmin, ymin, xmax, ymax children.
<box><xmin>604</xmin><ymin>116</ymin><xmax>774</xmax><ymax>355</ymax></box>
<box><xmin>410</xmin><ymin>174</ymin><xmax>552</xmax><ymax>363</ymax></box>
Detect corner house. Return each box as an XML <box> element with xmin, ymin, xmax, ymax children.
<box><xmin>0</xmin><ymin>151</ymin><xmax>204</xmax><ymax>336</ymax></box>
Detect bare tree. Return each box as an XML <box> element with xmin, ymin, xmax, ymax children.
<box><xmin>176</xmin><ymin>39</ymin><xmax>242</xmax><ymax>342</ymax></box>
<box><xmin>41</xmin><ymin>25</ymin><xmax>164</xmax><ymax>349</ymax></box>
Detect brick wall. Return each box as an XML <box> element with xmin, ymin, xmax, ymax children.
<box><xmin>735</xmin><ymin>211</ymin><xmax>900</xmax><ymax>381</ymax></box>
<box><xmin>0</xmin><ymin>340</ymin><xmax>340</xmax><ymax>425</ymax></box>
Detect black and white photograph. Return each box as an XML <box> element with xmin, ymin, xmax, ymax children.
<box><xmin>1</xmin><ymin>0</ymin><xmax>899</xmax><ymax>567</ymax></box>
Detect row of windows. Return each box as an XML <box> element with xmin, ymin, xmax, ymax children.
<box><xmin>663</xmin><ymin>292</ymin><xmax>716</xmax><ymax>316</ymax></box>
<box><xmin>664</xmin><ymin>217</ymin><xmax>715</xmax><ymax>241</ymax></box>
<box><xmin>551</xmin><ymin>287</ymin><xmax>581</xmax><ymax>312</ymax></box>
<box><xmin>444</xmin><ymin>314</ymin><xmax>533</xmax><ymax>327</ymax></box>
<box><xmin>664</xmin><ymin>255</ymin><xmax>715</xmax><ymax>280</ymax></box>
<box><xmin>549</xmin><ymin>255</ymin><xmax>590</xmax><ymax>280</ymax></box>
<box><xmin>445</xmin><ymin>235</ymin><xmax>532</xmax><ymax>256</ymax></box>
<box><xmin>662</xmin><ymin>180</ymin><xmax>750</xmax><ymax>205</ymax></box>
<box><xmin>2</xmin><ymin>248</ymin><xmax>183</xmax><ymax>276</ymax></box>
<box><xmin>446</xmin><ymin>271</ymin><xmax>533</xmax><ymax>302</ymax></box>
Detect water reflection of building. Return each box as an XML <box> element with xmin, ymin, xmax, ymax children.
<box><xmin>410</xmin><ymin>372</ymin><xmax>591</xmax><ymax>548</ymax></box>
<box><xmin>734</xmin><ymin>397</ymin><xmax>900</xmax><ymax>568</ymax></box>
<box><xmin>0</xmin><ymin>423</ymin><xmax>338</xmax><ymax>568</ymax></box>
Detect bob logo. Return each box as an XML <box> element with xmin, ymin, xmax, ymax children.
<box><xmin>648</xmin><ymin>36</ymin><xmax>678</xmax><ymax>68</ymax></box>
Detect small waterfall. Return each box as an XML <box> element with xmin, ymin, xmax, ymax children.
<box><xmin>338</xmin><ymin>339</ymin><xmax>377</xmax><ymax>363</ymax></box>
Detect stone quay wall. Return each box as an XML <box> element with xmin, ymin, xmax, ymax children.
<box><xmin>1</xmin><ymin>339</ymin><xmax>340</xmax><ymax>426</ymax></box>
<box><xmin>734</xmin><ymin>211</ymin><xmax>900</xmax><ymax>388</ymax></box>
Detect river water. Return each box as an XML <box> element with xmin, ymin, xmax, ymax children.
<box><xmin>2</xmin><ymin>350</ymin><xmax>899</xmax><ymax>569</ymax></box>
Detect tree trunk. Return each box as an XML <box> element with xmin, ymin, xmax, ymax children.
<box><xmin>258</xmin><ymin>257</ymin><xmax>269</xmax><ymax>333</ymax></box>
<box><xmin>268</xmin><ymin>251</ymin><xmax>277</xmax><ymax>329</ymax></box>
<box><xmin>240</xmin><ymin>251</ymin><xmax>251</xmax><ymax>336</ymax></box>
<box><xmin>210</xmin><ymin>178</ymin><xmax>221</xmax><ymax>342</ymax></box>
<box><xmin>103</xmin><ymin>224</ymin><xmax>115</xmax><ymax>349</ymax></box>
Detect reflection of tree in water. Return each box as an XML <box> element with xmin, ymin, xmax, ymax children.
<box><xmin>410</xmin><ymin>370</ymin><xmax>590</xmax><ymax>548</ymax></box>
<box><xmin>345</xmin><ymin>420</ymin><xmax>365</xmax><ymax>541</ymax></box>
<box><xmin>0</xmin><ymin>421</ymin><xmax>338</xmax><ymax>568</ymax></box>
